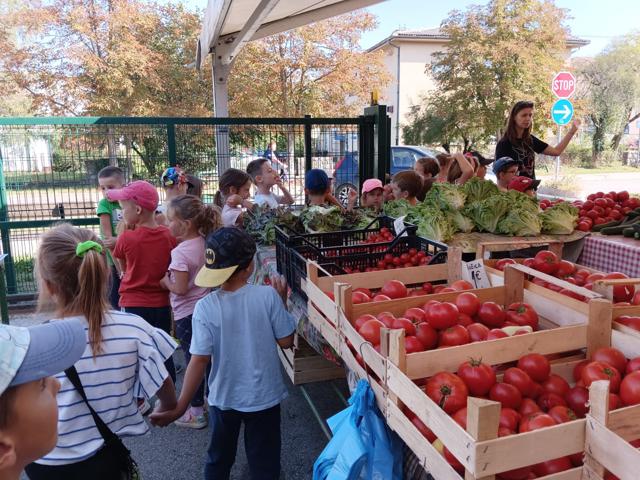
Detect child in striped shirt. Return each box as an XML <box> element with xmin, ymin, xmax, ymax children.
<box><xmin>24</xmin><ymin>223</ymin><xmax>178</xmax><ymax>480</ymax></box>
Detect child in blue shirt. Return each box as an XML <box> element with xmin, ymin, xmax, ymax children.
<box><xmin>150</xmin><ymin>227</ymin><xmax>295</xmax><ymax>480</ymax></box>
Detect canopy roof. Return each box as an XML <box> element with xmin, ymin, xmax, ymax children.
<box><xmin>197</xmin><ymin>0</ymin><xmax>386</xmax><ymax>69</ymax></box>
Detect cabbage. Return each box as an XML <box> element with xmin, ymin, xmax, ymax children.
<box><xmin>464</xmin><ymin>193</ymin><xmax>511</xmax><ymax>233</ymax></box>
<box><xmin>540</xmin><ymin>202</ymin><xmax>579</xmax><ymax>234</ymax></box>
<box><xmin>461</xmin><ymin>177</ymin><xmax>500</xmax><ymax>204</ymax></box>
<box><xmin>299</xmin><ymin>206</ymin><xmax>344</xmax><ymax>233</ymax></box>
<box><xmin>413</xmin><ymin>211</ymin><xmax>456</xmax><ymax>243</ymax></box>
<box><xmin>497</xmin><ymin>209</ymin><xmax>542</xmax><ymax>236</ymax></box>
<box><xmin>424</xmin><ymin>182</ymin><xmax>466</xmax><ymax>211</ymax></box>
<box><xmin>383</xmin><ymin>199</ymin><xmax>412</xmax><ymax>219</ymax></box>
<box><xmin>450</xmin><ymin>209</ymin><xmax>475</xmax><ymax>233</ymax></box>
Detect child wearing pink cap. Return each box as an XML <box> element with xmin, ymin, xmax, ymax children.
<box><xmin>360</xmin><ymin>178</ymin><xmax>385</xmax><ymax>211</ymax></box>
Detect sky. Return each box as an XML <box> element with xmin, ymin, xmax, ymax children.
<box><xmin>185</xmin><ymin>0</ymin><xmax>639</xmax><ymax>58</ymax></box>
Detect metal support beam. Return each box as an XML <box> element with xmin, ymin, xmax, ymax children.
<box><xmin>212</xmin><ymin>55</ymin><xmax>232</xmax><ymax>174</ymax></box>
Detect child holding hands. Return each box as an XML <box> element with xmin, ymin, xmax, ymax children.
<box><xmin>151</xmin><ymin>228</ymin><xmax>296</xmax><ymax>480</ymax></box>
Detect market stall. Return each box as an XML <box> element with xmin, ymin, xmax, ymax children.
<box><xmin>579</xmin><ymin>234</ymin><xmax>640</xmax><ymax>278</ymax></box>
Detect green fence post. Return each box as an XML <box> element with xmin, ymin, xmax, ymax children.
<box><xmin>0</xmin><ymin>255</ymin><xmax>8</xmax><ymax>324</ymax></box>
<box><xmin>304</xmin><ymin>115</ymin><xmax>312</xmax><ymax>173</ymax></box>
<box><xmin>0</xmin><ymin>150</ymin><xmax>16</xmax><ymax>295</ymax></box>
<box><xmin>167</xmin><ymin>122</ymin><xmax>177</xmax><ymax>167</ymax></box>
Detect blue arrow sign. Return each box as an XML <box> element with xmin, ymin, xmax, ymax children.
<box><xmin>551</xmin><ymin>99</ymin><xmax>574</xmax><ymax>125</ymax></box>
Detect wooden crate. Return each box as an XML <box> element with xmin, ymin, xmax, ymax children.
<box><xmin>278</xmin><ymin>335</ymin><xmax>345</xmax><ymax>385</ymax></box>
<box><xmin>581</xmin><ymin>380</ymin><xmax>640</xmax><ymax>480</ymax></box>
<box><xmin>305</xmin><ymin>247</ymin><xmax>463</xmax><ymax>322</ymax></box>
<box><xmin>305</xmin><ymin>264</ymin><xmax>640</xmax><ymax>479</ymax></box>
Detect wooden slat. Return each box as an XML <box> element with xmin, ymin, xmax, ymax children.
<box><xmin>475</xmin><ymin>239</ymin><xmax>563</xmax><ymax>260</ymax></box>
<box><xmin>587</xmin><ymin>299</ymin><xmax>613</xmax><ymax>357</ymax></box>
<box><xmin>522</xmin><ymin>286</ymin><xmax>590</xmax><ymax>324</ymax></box>
<box><xmin>405</xmin><ymin>325</ymin><xmax>587</xmax><ymax>379</ymax></box>
<box><xmin>508</xmin><ymin>263</ymin><xmax>603</xmax><ymax>300</ymax></box>
<box><xmin>534</xmin><ymin>469</ymin><xmax>582</xmax><ymax>480</ymax></box>
<box><xmin>583</xmin><ymin>380</ymin><xmax>610</xmax><ymax>477</ymax></box>
<box><xmin>503</xmin><ymin>265</ymin><xmax>525</xmax><ymax>304</ymax></box>
<box><xmin>447</xmin><ymin>247</ymin><xmax>463</xmax><ymax>282</ymax></box>
<box><xmin>465</xmin><ymin>398</ymin><xmax>500</xmax><ymax>480</ymax></box>
<box><xmin>304</xmin><ymin>276</ymin><xmax>340</xmax><ymax>321</ymax></box>
<box><xmin>307</xmin><ymin>303</ymin><xmax>340</xmax><ymax>351</ymax></box>
<box><xmin>385</xmin><ymin>361</ymin><xmax>475</xmax><ymax>471</ymax></box>
<box><xmin>339</xmin><ymin>310</ymin><xmax>386</xmax><ymax>379</ymax></box>
<box><xmin>584</xmin><ymin>415</ymin><xmax>640</xmax><ymax>480</ymax></box>
<box><xmin>612</xmin><ymin>304</ymin><xmax>640</xmax><ymax>319</ymax></box>
<box><xmin>611</xmin><ymin>329</ymin><xmax>640</xmax><ymax>360</ymax></box>
<box><xmin>471</xmin><ymin>420</ymin><xmax>585</xmax><ymax>476</ymax></box>
<box><xmin>608</xmin><ymin>404</ymin><xmax>640</xmax><ymax>442</ymax></box>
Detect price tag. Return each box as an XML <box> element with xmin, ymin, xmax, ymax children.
<box><xmin>393</xmin><ymin>215</ymin><xmax>408</xmax><ymax>237</ymax></box>
<box><xmin>461</xmin><ymin>259</ymin><xmax>491</xmax><ymax>289</ymax></box>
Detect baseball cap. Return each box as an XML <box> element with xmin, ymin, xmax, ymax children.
<box><xmin>1</xmin><ymin>319</ymin><xmax>86</xmax><ymax>395</ymax></box>
<box><xmin>362</xmin><ymin>178</ymin><xmax>384</xmax><ymax>194</ymax></box>
<box><xmin>493</xmin><ymin>157</ymin><xmax>522</xmax><ymax>175</ymax></box>
<box><xmin>509</xmin><ymin>176</ymin><xmax>541</xmax><ymax>192</ymax></box>
<box><xmin>195</xmin><ymin>227</ymin><xmax>257</xmax><ymax>288</ymax></box>
<box><xmin>305</xmin><ymin>169</ymin><xmax>329</xmax><ymax>192</ymax></box>
<box><xmin>160</xmin><ymin>166</ymin><xmax>186</xmax><ymax>188</ymax></box>
<box><xmin>106</xmin><ymin>180</ymin><xmax>159</xmax><ymax>212</ymax></box>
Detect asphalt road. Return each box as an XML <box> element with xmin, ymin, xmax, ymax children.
<box><xmin>13</xmin><ymin>312</ymin><xmax>350</xmax><ymax>480</ymax></box>
<box><xmin>539</xmin><ymin>171</ymin><xmax>640</xmax><ymax>198</ymax></box>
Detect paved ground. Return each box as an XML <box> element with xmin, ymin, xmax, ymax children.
<box><xmin>539</xmin><ymin>171</ymin><xmax>640</xmax><ymax>199</ymax></box>
<box><xmin>13</xmin><ymin>311</ymin><xmax>350</xmax><ymax>480</ymax></box>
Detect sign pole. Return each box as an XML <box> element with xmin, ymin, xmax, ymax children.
<box><xmin>555</xmin><ymin>126</ymin><xmax>562</xmax><ymax>181</ymax></box>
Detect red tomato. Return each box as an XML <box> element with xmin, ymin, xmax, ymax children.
<box><xmin>620</xmin><ymin>371</ymin><xmax>640</xmax><ymax>406</ymax></box>
<box><xmin>324</xmin><ymin>291</ymin><xmax>335</xmax><ymax>300</ymax></box>
<box><xmin>537</xmin><ymin>392</ymin><xmax>567</xmax><ymax>412</ymax></box>
<box><xmin>487</xmin><ymin>329</ymin><xmax>509</xmax><ymax>340</ymax></box>
<box><xmin>626</xmin><ymin>357</ymin><xmax>640</xmax><ymax>375</ymax></box>
<box><xmin>455</xmin><ymin>292</ymin><xmax>481</xmax><ymax>316</ymax></box>
<box><xmin>532</xmin><ymin>457</ymin><xmax>573</xmax><ymax>477</ymax></box>
<box><xmin>592</xmin><ymin>347</ymin><xmax>627</xmax><ymax>375</ymax></box>
<box><xmin>353</xmin><ymin>287</ymin><xmax>372</xmax><ymax>298</ymax></box>
<box><xmin>504</xmin><ymin>368</ymin><xmax>535</xmax><ymax>397</ymax></box>
<box><xmin>548</xmin><ymin>405</ymin><xmax>577</xmax><ymax>424</ymax></box>
<box><xmin>405</xmin><ymin>336</ymin><xmax>425</xmax><ymax>354</ymax></box>
<box><xmin>542</xmin><ymin>374</ymin><xmax>570</xmax><ymax>398</ymax></box>
<box><xmin>421</xmin><ymin>282</ymin><xmax>434</xmax><ymax>294</ymax></box>
<box><xmin>352</xmin><ymin>291</ymin><xmax>371</xmax><ymax>304</ymax></box>
<box><xmin>381</xmin><ymin>280</ymin><xmax>408</xmax><ymax>299</ymax></box>
<box><xmin>422</xmin><ymin>300</ymin><xmax>440</xmax><ymax>314</ymax></box>
<box><xmin>499</xmin><ymin>408</ymin><xmax>521</xmax><ymax>431</ymax></box>
<box><xmin>529</xmin><ymin>382</ymin><xmax>544</xmax><ymax>400</ymax></box>
<box><xmin>564</xmin><ymin>386</ymin><xmax>589</xmax><ymax>417</ymax></box>
<box><xmin>358</xmin><ymin>319</ymin><xmax>384</xmax><ymax>345</ymax></box>
<box><xmin>556</xmin><ymin>260</ymin><xmax>576</xmax><ymax>278</ymax></box>
<box><xmin>519</xmin><ymin>398</ymin><xmax>542</xmax><ymax>416</ymax></box>
<box><xmin>523</xmin><ymin>258</ymin><xmax>535</xmax><ymax>268</ymax></box>
<box><xmin>372</xmin><ymin>294</ymin><xmax>391</xmax><ymax>302</ymax></box>
<box><xmin>450</xmin><ymin>280</ymin><xmax>474</xmax><ymax>291</ymax></box>
<box><xmin>439</xmin><ymin>325</ymin><xmax>470</xmax><ymax>347</ymax></box>
<box><xmin>439</xmin><ymin>287</ymin><xmax>457</xmax><ymax>293</ymax></box>
<box><xmin>443</xmin><ymin>446</ymin><xmax>464</xmax><ymax>474</ymax></box>
<box><xmin>409</xmin><ymin>415</ymin><xmax>437</xmax><ymax>442</ymax></box>
<box><xmin>408</xmin><ymin>288</ymin><xmax>425</xmax><ymax>297</ymax></box>
<box><xmin>532</xmin><ymin>251</ymin><xmax>560</xmax><ymax>275</ymax></box>
<box><xmin>415</xmin><ymin>323</ymin><xmax>438</xmax><ymax>350</ymax></box>
<box><xmin>632</xmin><ymin>291</ymin><xmax>640</xmax><ymax>305</ymax></box>
<box><xmin>425</xmin><ymin>372</ymin><xmax>469</xmax><ymax>414</ymax></box>
<box><xmin>517</xmin><ymin>354</ymin><xmax>551</xmax><ymax>383</ymax></box>
<box><xmin>577</xmin><ymin>221</ymin><xmax>591</xmax><ymax>232</ymax></box>
<box><xmin>617</xmin><ymin>316</ymin><xmax>640</xmax><ymax>332</ymax></box>
<box><xmin>404</xmin><ymin>307</ymin><xmax>426</xmax><ymax>323</ymax></box>
<box><xmin>581</xmin><ymin>361</ymin><xmax>622</xmax><ymax>393</ymax></box>
<box><xmin>519</xmin><ymin>412</ymin><xmax>557</xmax><ymax>433</ymax></box>
<box><xmin>478</xmin><ymin>302</ymin><xmax>506</xmax><ymax>328</ymax></box>
<box><xmin>427</xmin><ymin>302</ymin><xmax>459</xmax><ymax>330</ymax></box>
<box><xmin>354</xmin><ymin>314</ymin><xmax>377</xmax><ymax>331</ymax></box>
<box><xmin>573</xmin><ymin>359</ymin><xmax>590</xmax><ymax>382</ymax></box>
<box><xmin>617</xmin><ymin>191</ymin><xmax>630</xmax><ymax>202</ymax></box>
<box><xmin>604</xmin><ymin>272</ymin><xmax>635</xmax><ymax>303</ymax></box>
<box><xmin>467</xmin><ymin>323</ymin><xmax>490</xmax><ymax>342</ymax></box>
<box><xmin>506</xmin><ymin>303</ymin><xmax>539</xmax><ymax>330</ymax></box>
<box><xmin>457</xmin><ymin>358</ymin><xmax>497</xmax><ymax>396</ymax></box>
<box><xmin>495</xmin><ymin>258</ymin><xmax>517</xmax><ymax>271</ymax></box>
<box><xmin>392</xmin><ymin>317</ymin><xmax>416</xmax><ymax>336</ymax></box>
<box><xmin>490</xmin><ymin>383</ymin><xmax>522</xmax><ymax>409</ymax></box>
<box><xmin>609</xmin><ymin>393</ymin><xmax>621</xmax><ymax>410</ymax></box>
<box><xmin>451</xmin><ymin>407</ymin><xmax>467</xmax><ymax>429</ymax></box>
<box><xmin>378</xmin><ymin>314</ymin><xmax>395</xmax><ymax>328</ymax></box>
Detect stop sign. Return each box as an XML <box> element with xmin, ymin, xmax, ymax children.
<box><xmin>552</xmin><ymin>72</ymin><xmax>576</xmax><ymax>98</ymax></box>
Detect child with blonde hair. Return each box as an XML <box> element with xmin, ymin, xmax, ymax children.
<box><xmin>160</xmin><ymin>194</ymin><xmax>221</xmax><ymax>429</ymax></box>
<box><xmin>24</xmin><ymin>224</ymin><xmax>177</xmax><ymax>479</ymax></box>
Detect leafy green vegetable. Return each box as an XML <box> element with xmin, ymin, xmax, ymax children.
<box><xmin>540</xmin><ymin>202</ymin><xmax>578</xmax><ymax>234</ymax></box>
<box><xmin>461</xmin><ymin>177</ymin><xmax>500</xmax><ymax>204</ymax></box>
<box><xmin>383</xmin><ymin>199</ymin><xmax>412</xmax><ymax>219</ymax></box>
<box><xmin>243</xmin><ymin>205</ymin><xmax>301</xmax><ymax>245</ymax></box>
<box><xmin>464</xmin><ymin>193</ymin><xmax>511</xmax><ymax>233</ymax></box>
<box><xmin>449</xmin><ymin>209</ymin><xmax>475</xmax><ymax>233</ymax></box>
<box><xmin>404</xmin><ymin>204</ymin><xmax>456</xmax><ymax>243</ymax></box>
<box><xmin>497</xmin><ymin>209</ymin><xmax>542</xmax><ymax>236</ymax></box>
<box><xmin>424</xmin><ymin>182</ymin><xmax>467</xmax><ymax>211</ymax></box>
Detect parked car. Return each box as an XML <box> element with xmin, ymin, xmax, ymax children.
<box><xmin>332</xmin><ymin>145</ymin><xmax>439</xmax><ymax>206</ymax></box>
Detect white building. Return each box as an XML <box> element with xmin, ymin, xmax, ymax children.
<box><xmin>368</xmin><ymin>28</ymin><xmax>589</xmax><ymax>145</ymax></box>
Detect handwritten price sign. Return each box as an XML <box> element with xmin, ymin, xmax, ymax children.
<box><xmin>461</xmin><ymin>259</ymin><xmax>491</xmax><ymax>289</ymax></box>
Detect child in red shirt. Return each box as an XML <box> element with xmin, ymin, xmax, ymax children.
<box><xmin>108</xmin><ymin>180</ymin><xmax>177</xmax><ymax>385</ymax></box>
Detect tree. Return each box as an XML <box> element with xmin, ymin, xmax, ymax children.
<box><xmin>404</xmin><ymin>0</ymin><xmax>570</xmax><ymax>150</ymax></box>
<box><xmin>227</xmin><ymin>11</ymin><xmax>390</xmax><ymax>118</ymax></box>
<box><xmin>0</xmin><ymin>0</ymin><xmax>212</xmax><ymax>116</ymax></box>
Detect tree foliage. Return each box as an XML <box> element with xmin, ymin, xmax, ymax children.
<box><xmin>578</xmin><ymin>33</ymin><xmax>640</xmax><ymax>163</ymax></box>
<box><xmin>228</xmin><ymin>11</ymin><xmax>390</xmax><ymax>117</ymax></box>
<box><xmin>404</xmin><ymin>0</ymin><xmax>570</xmax><ymax>150</ymax></box>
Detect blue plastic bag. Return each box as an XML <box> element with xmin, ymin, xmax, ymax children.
<box><xmin>313</xmin><ymin>379</ymin><xmax>403</xmax><ymax>480</ymax></box>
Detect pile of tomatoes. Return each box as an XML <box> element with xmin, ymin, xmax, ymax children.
<box><xmin>407</xmin><ymin>347</ymin><xmax>640</xmax><ymax>478</ymax></box>
<box><xmin>363</xmin><ymin>226</ymin><xmax>395</xmax><ymax>244</ymax></box>
<box><xmin>352</xmin><ymin>286</ymin><xmax>539</xmax><ymax>355</ymax></box>
<box><xmin>494</xmin><ymin>250</ymin><xmax>637</xmax><ymax>303</ymax></box>
<box><xmin>571</xmin><ymin>190</ymin><xmax>639</xmax><ymax>231</ymax></box>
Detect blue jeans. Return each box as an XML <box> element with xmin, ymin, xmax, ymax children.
<box><xmin>124</xmin><ymin>306</ymin><xmax>176</xmax><ymax>382</ymax></box>
<box><xmin>175</xmin><ymin>315</ymin><xmax>207</xmax><ymax>408</ymax></box>
<box><xmin>205</xmin><ymin>404</ymin><xmax>281</xmax><ymax>480</ymax></box>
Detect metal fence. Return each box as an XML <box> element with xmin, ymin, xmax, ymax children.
<box><xmin>0</xmin><ymin>110</ymin><xmax>390</xmax><ymax>295</ymax></box>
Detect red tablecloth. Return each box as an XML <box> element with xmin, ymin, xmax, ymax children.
<box><xmin>578</xmin><ymin>235</ymin><xmax>640</xmax><ymax>277</ymax></box>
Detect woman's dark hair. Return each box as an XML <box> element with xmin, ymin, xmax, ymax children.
<box><xmin>415</xmin><ymin>157</ymin><xmax>440</xmax><ymax>177</ymax></box>
<box><xmin>213</xmin><ymin>168</ymin><xmax>252</xmax><ymax>207</ymax></box>
<box><xmin>186</xmin><ymin>174</ymin><xmax>203</xmax><ymax>198</ymax></box>
<box><xmin>435</xmin><ymin>153</ymin><xmax>452</xmax><ymax>168</ymax></box>
<box><xmin>392</xmin><ymin>170</ymin><xmax>429</xmax><ymax>200</ymax></box>
<box><xmin>502</xmin><ymin>100</ymin><xmax>535</xmax><ymax>145</ymax></box>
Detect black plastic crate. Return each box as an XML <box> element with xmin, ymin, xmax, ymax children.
<box><xmin>285</xmin><ymin>234</ymin><xmax>448</xmax><ymax>300</ymax></box>
<box><xmin>275</xmin><ymin>215</ymin><xmax>416</xmax><ymax>279</ymax></box>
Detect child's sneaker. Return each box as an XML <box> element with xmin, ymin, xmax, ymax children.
<box><xmin>175</xmin><ymin>408</ymin><xmax>208</xmax><ymax>429</ymax></box>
